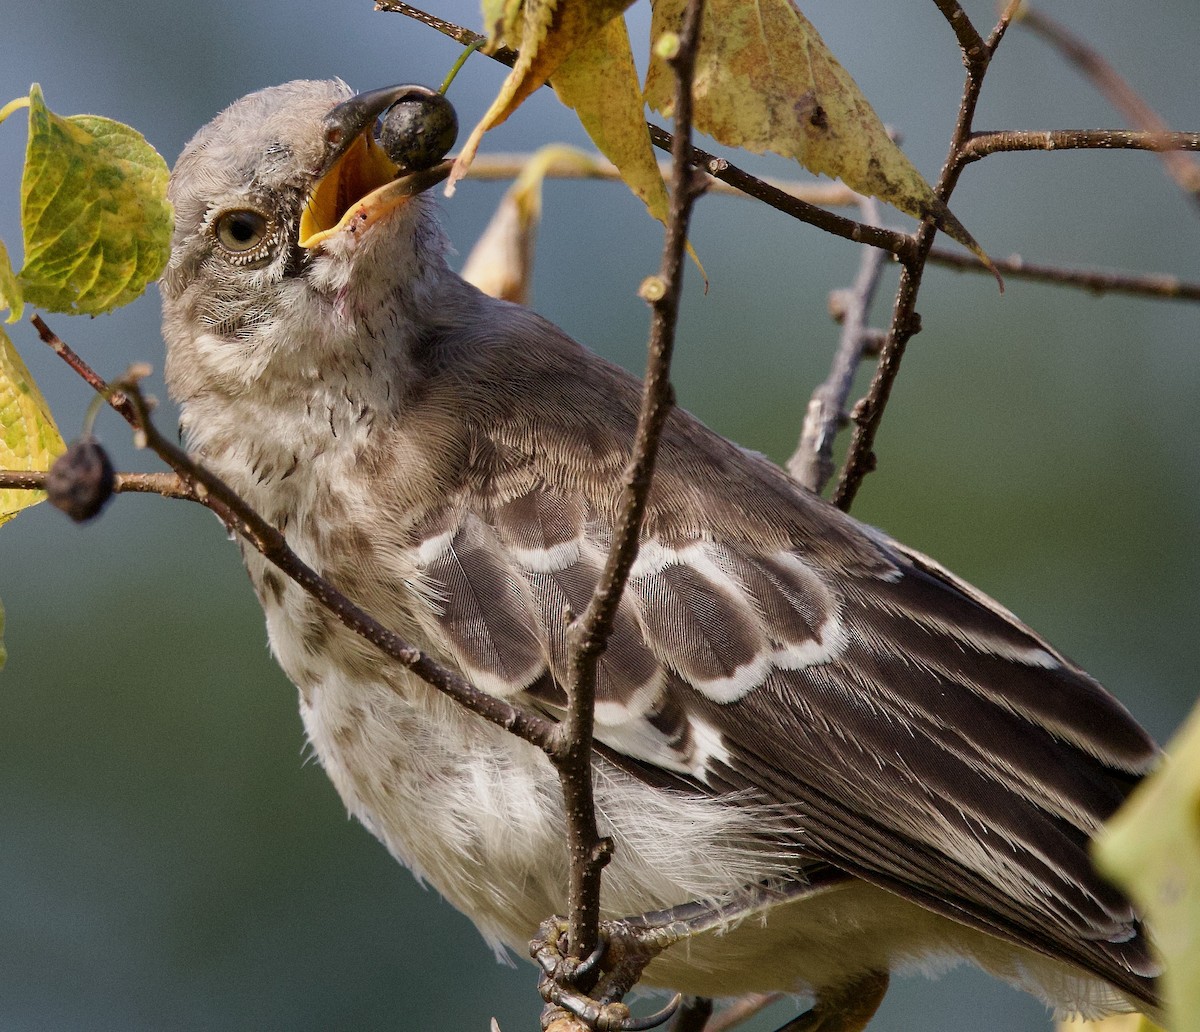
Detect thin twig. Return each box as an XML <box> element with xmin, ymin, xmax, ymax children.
<box><xmin>960</xmin><ymin>128</ymin><xmax>1200</xmax><ymax>164</ymax></box>
<box><xmin>29</xmin><ymin>318</ymin><xmax>560</xmax><ymax>755</ymax></box>
<box><xmin>644</xmin><ymin>126</ymin><xmax>915</xmax><ymax>259</ymax></box>
<box><xmin>374</xmin><ymin>0</ymin><xmax>517</xmax><ymax>64</ymax></box>
<box><xmin>789</xmin><ymin>196</ymin><xmax>888</xmax><ymax>494</ymax></box>
<box><xmin>833</xmin><ymin>1</ymin><xmax>1018</xmax><ymax>511</ymax></box>
<box><xmin>468</xmin><ymin>152</ymin><xmax>862</xmax><ymax>208</ymax></box>
<box><xmin>556</xmin><ymin>0</ymin><xmax>707</xmax><ymax>970</ymax></box>
<box><xmin>930</xmin><ymin>0</ymin><xmax>987</xmax><ymax>71</ymax></box>
<box><xmin>926</xmin><ymin>248</ymin><xmax>1200</xmax><ymax>302</ymax></box>
<box><xmin>466</xmin><ymin>152</ymin><xmax>1200</xmax><ymax>303</ymax></box>
<box><xmin>0</xmin><ymin>468</ymin><xmax>191</xmax><ymax>498</ymax></box>
<box><xmin>32</xmin><ymin>316</ymin><xmax>134</xmax><ymax>423</ymax></box>
<box><xmin>0</xmin><ymin>469</ymin><xmax>51</xmax><ymax>492</ymax></box>
<box><xmin>1018</xmin><ymin>5</ymin><xmax>1200</xmax><ymax>208</ymax></box>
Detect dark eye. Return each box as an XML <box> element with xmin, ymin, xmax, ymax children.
<box><xmin>214</xmin><ymin>209</ymin><xmax>270</xmax><ymax>254</ymax></box>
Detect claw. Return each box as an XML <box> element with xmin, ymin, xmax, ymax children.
<box><xmin>571</xmin><ymin>937</ymin><xmax>608</xmax><ymax>985</ymax></box>
<box><xmin>553</xmin><ymin>991</ymin><xmax>681</xmax><ymax>1032</ymax></box>
<box><xmin>529</xmin><ymin>916</ymin><xmax>680</xmax><ymax>1031</ymax></box>
<box><xmin>617</xmin><ymin>993</ymin><xmax>682</xmax><ymax>1032</ymax></box>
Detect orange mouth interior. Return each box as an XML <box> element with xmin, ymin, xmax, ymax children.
<box><xmin>298</xmin><ymin>132</ymin><xmax>399</xmax><ymax>249</ymax></box>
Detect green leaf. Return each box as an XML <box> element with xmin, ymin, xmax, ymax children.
<box><xmin>17</xmin><ymin>84</ymin><xmax>172</xmax><ymax>315</ymax></box>
<box><xmin>0</xmin><ymin>322</ymin><xmax>65</xmax><ymax>524</ymax></box>
<box><xmin>0</xmin><ymin>237</ymin><xmax>23</xmax><ymax>322</ymax></box>
<box><xmin>1094</xmin><ymin>700</ymin><xmax>1200</xmax><ymax>1032</ymax></box>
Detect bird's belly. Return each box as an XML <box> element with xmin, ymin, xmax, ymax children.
<box><xmin>261</xmin><ymin>616</ymin><xmax>1119</xmax><ymax>1014</ymax></box>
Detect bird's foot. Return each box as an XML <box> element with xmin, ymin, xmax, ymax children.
<box><xmin>530</xmin><ymin>916</ymin><xmax>682</xmax><ymax>1032</ymax></box>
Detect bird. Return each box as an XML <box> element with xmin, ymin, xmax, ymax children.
<box><xmin>160</xmin><ymin>79</ymin><xmax>1160</xmax><ymax>1030</ymax></box>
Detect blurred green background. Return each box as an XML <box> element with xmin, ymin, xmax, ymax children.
<box><xmin>1</xmin><ymin>1</ymin><xmax>1196</xmax><ymax>1030</ymax></box>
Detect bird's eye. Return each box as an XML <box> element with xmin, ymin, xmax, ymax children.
<box><xmin>214</xmin><ymin>209</ymin><xmax>270</xmax><ymax>256</ymax></box>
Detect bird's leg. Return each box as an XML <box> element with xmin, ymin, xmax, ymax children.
<box><xmin>668</xmin><ymin>996</ymin><xmax>713</xmax><ymax>1032</ymax></box>
<box><xmin>772</xmin><ymin>972</ymin><xmax>889</xmax><ymax>1032</ymax></box>
<box><xmin>532</xmin><ymin>916</ymin><xmax>683</xmax><ymax>1031</ymax></box>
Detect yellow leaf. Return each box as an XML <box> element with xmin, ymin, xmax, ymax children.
<box><xmin>18</xmin><ymin>84</ymin><xmax>172</xmax><ymax>315</ymax></box>
<box><xmin>645</xmin><ymin>0</ymin><xmax>986</xmax><ymax>258</ymax></box>
<box><xmin>0</xmin><ymin>323</ymin><xmax>65</xmax><ymax>524</ymax></box>
<box><xmin>462</xmin><ymin>145</ymin><xmax>605</xmax><ymax>304</ymax></box>
<box><xmin>0</xmin><ymin>237</ymin><xmax>23</xmax><ymax>323</ymax></box>
<box><xmin>550</xmin><ymin>15</ymin><xmax>670</xmax><ymax>226</ymax></box>
<box><xmin>452</xmin><ymin>0</ymin><xmax>636</xmax><ymax>189</ymax></box>
<box><xmin>480</xmin><ymin>0</ymin><xmax>523</xmax><ymax>45</ymax></box>
<box><xmin>1094</xmin><ymin>701</ymin><xmax>1200</xmax><ymax>1032</ymax></box>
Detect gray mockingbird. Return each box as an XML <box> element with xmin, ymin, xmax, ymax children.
<box><xmin>160</xmin><ymin>80</ymin><xmax>1159</xmax><ymax>1029</ymax></box>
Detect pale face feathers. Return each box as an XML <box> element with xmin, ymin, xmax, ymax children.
<box><xmin>162</xmin><ymin>80</ymin><xmax>1160</xmax><ymax>1018</ymax></box>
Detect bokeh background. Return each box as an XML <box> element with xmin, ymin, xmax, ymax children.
<box><xmin>1</xmin><ymin>1</ymin><xmax>1196</xmax><ymax>1030</ymax></box>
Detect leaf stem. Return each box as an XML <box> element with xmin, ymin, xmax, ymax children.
<box><xmin>0</xmin><ymin>95</ymin><xmax>30</xmax><ymax>126</ymax></box>
<box><xmin>439</xmin><ymin>39</ymin><xmax>486</xmax><ymax>95</ymax></box>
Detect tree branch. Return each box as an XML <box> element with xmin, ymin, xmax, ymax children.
<box><xmin>832</xmin><ymin>1</ymin><xmax>1020</xmax><ymax>511</ymax></box>
<box><xmin>464</xmin><ymin>153</ymin><xmax>1200</xmax><ymax>304</ymax></box>
<box><xmin>556</xmin><ymin>0</ymin><xmax>707</xmax><ymax>973</ymax></box>
<box><xmin>925</xmin><ymin>248</ymin><xmax>1200</xmax><ymax>302</ymax></box>
<box><xmin>789</xmin><ymin>196</ymin><xmax>888</xmax><ymax>494</ymax></box>
<box><xmin>930</xmin><ymin>0</ymin><xmax>987</xmax><ymax>72</ymax></box>
<box><xmin>0</xmin><ymin>468</ymin><xmax>190</xmax><ymax>499</ymax></box>
<box><xmin>643</xmin><ymin>126</ymin><xmax>915</xmax><ymax>259</ymax></box>
<box><xmin>28</xmin><ymin>317</ymin><xmax>561</xmax><ymax>756</ymax></box>
<box><xmin>960</xmin><ymin>128</ymin><xmax>1200</xmax><ymax>164</ymax></box>
<box><xmin>1017</xmin><ymin>5</ymin><xmax>1200</xmax><ymax>209</ymax></box>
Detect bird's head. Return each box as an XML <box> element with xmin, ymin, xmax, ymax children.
<box><xmin>161</xmin><ymin>79</ymin><xmax>453</xmax><ymax>402</ymax></box>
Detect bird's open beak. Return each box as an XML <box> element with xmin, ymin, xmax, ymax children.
<box><xmin>299</xmin><ymin>85</ymin><xmax>452</xmax><ymax>250</ymax></box>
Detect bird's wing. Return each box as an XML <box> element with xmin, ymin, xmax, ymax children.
<box><xmin>404</xmin><ymin>306</ymin><xmax>1159</xmax><ymax>1000</ymax></box>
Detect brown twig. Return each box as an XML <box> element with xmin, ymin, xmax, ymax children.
<box><xmin>373</xmin><ymin>0</ymin><xmax>517</xmax><ymax>64</ymax></box>
<box><xmin>32</xmin><ymin>315</ymin><xmax>135</xmax><ymax>423</ymax></box>
<box><xmin>467</xmin><ymin>152</ymin><xmax>862</xmax><ymax>208</ymax></box>
<box><xmin>832</xmin><ymin>1</ymin><xmax>1019</xmax><ymax>511</ymax></box>
<box><xmin>0</xmin><ymin>468</ymin><xmax>191</xmax><ymax>499</ymax></box>
<box><xmin>789</xmin><ymin>196</ymin><xmax>889</xmax><ymax>495</ymax></box>
<box><xmin>28</xmin><ymin>317</ymin><xmax>560</xmax><ymax>755</ymax></box>
<box><xmin>556</xmin><ymin>0</ymin><xmax>707</xmax><ymax>972</ymax></box>
<box><xmin>926</xmin><ymin>248</ymin><xmax>1200</xmax><ymax>302</ymax></box>
<box><xmin>643</xmin><ymin>126</ymin><xmax>915</xmax><ymax>260</ymax></box>
<box><xmin>931</xmin><ymin>0</ymin><xmax>987</xmax><ymax>71</ymax></box>
<box><xmin>1018</xmin><ymin>5</ymin><xmax>1200</xmax><ymax>208</ymax></box>
<box><xmin>960</xmin><ymin>128</ymin><xmax>1200</xmax><ymax>164</ymax></box>
<box><xmin>466</xmin><ymin>152</ymin><xmax>1200</xmax><ymax>304</ymax></box>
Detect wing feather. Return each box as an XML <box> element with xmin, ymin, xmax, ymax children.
<box><xmin>404</xmin><ymin>311</ymin><xmax>1159</xmax><ymax>1002</ymax></box>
